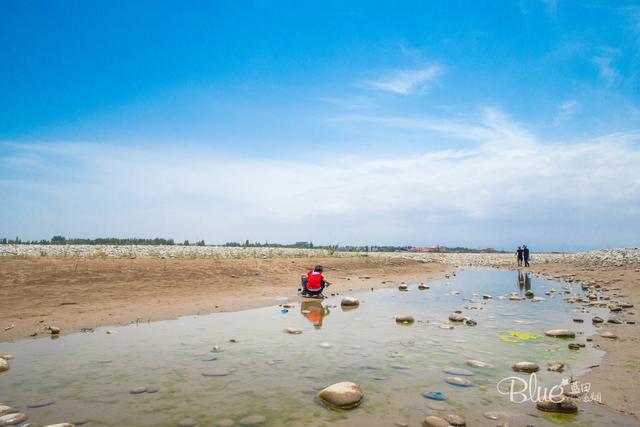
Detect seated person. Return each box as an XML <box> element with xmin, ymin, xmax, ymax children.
<box><xmin>300</xmin><ymin>265</ymin><xmax>332</xmax><ymax>297</ymax></box>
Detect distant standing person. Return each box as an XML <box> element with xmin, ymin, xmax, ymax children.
<box><xmin>516</xmin><ymin>246</ymin><xmax>524</xmax><ymax>267</ymax></box>
<box><xmin>523</xmin><ymin>245</ymin><xmax>530</xmax><ymax>267</ymax></box>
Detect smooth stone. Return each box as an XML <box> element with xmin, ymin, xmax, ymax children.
<box><xmin>600</xmin><ymin>331</ymin><xmax>618</xmax><ymax>339</ymax></box>
<box><xmin>427</xmin><ymin>402</ymin><xmax>446</xmax><ymax>411</ymax></box>
<box><xmin>0</xmin><ymin>413</ymin><xmax>27</xmax><ymax>425</ymax></box>
<box><xmin>395</xmin><ymin>315</ymin><xmax>415</xmax><ymax>324</ymax></box>
<box><xmin>216</xmin><ymin>419</ymin><xmax>235</xmax><ymax>427</ymax></box>
<box><xmin>439</xmin><ymin>324</ymin><xmax>454</xmax><ymax>330</ymax></box>
<box><xmin>444</xmin><ymin>376</ymin><xmax>474</xmax><ymax>387</ymax></box>
<box><xmin>178</xmin><ymin>418</ymin><xmax>198</xmax><ymax>427</ymax></box>
<box><xmin>398</xmin><ymin>284</ymin><xmax>409</xmax><ymax>291</ymax></box>
<box><xmin>0</xmin><ymin>407</ymin><xmax>13</xmax><ymax>416</ymax></box>
<box><xmin>319</xmin><ymin>342</ymin><xmax>332</xmax><ymax>349</ymax></box>
<box><xmin>285</xmin><ymin>327</ymin><xmax>303</xmax><ymax>334</ymax></box>
<box><xmin>318</xmin><ymin>382</ymin><xmax>363</xmax><ymax>409</ymax></box>
<box><xmin>545</xmin><ymin>329</ymin><xmax>575</xmax><ymax>338</ymax></box>
<box><xmin>238</xmin><ymin>415</ymin><xmax>266</xmax><ymax>426</ymax></box>
<box><xmin>422</xmin><ymin>391</ymin><xmax>446</xmax><ymax>401</ymax></box>
<box><xmin>0</xmin><ymin>355</ymin><xmax>13</xmax><ymax>360</ymax></box>
<box><xmin>418</xmin><ymin>285</ymin><xmax>430</xmax><ymax>290</ymax></box>
<box><xmin>211</xmin><ymin>345</ymin><xmax>223</xmax><ymax>353</ymax></box>
<box><xmin>512</xmin><ymin>362</ymin><xmax>540</xmax><ymax>373</ymax></box>
<box><xmin>341</xmin><ymin>297</ymin><xmax>359</xmax><ymax>306</ymax></box>
<box><xmin>443</xmin><ymin>367</ymin><xmax>474</xmax><ymax>376</ymax></box>
<box><xmin>536</xmin><ymin>398</ymin><xmax>578</xmax><ymax>414</ymax></box>
<box><xmin>592</xmin><ymin>316</ymin><xmax>604</xmax><ymax>323</ymax></box>
<box><xmin>422</xmin><ymin>416</ymin><xmax>450</xmax><ymax>427</ymax></box>
<box><xmin>445</xmin><ymin>414</ymin><xmax>466</xmax><ymax>426</ymax></box>
<box><xmin>0</xmin><ymin>359</ymin><xmax>8</xmax><ymax>372</ymax></box>
<box><xmin>547</xmin><ymin>362</ymin><xmax>565</xmax><ymax>372</ymax></box>
<box><xmin>129</xmin><ymin>386</ymin><xmax>147</xmax><ymax>394</ymax></box>
<box><xmin>466</xmin><ymin>359</ymin><xmax>493</xmax><ymax>368</ymax></box>
<box><xmin>27</xmin><ymin>401</ymin><xmax>56</xmax><ymax>409</ymax></box>
<box><xmin>202</xmin><ymin>370</ymin><xmax>231</xmax><ymax>377</ymax></box>
<box><xmin>448</xmin><ymin>313</ymin><xmax>465</xmax><ymax>322</ymax></box>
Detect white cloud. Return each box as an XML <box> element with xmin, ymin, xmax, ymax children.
<box><xmin>1</xmin><ymin>111</ymin><xmax>639</xmax><ymax>250</ymax></box>
<box><xmin>365</xmin><ymin>65</ymin><xmax>442</xmax><ymax>95</ymax></box>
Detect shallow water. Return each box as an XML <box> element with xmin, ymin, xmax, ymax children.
<box><xmin>1</xmin><ymin>268</ymin><xmax>638</xmax><ymax>427</ymax></box>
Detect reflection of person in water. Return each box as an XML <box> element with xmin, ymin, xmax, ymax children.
<box><xmin>300</xmin><ymin>299</ymin><xmax>330</xmax><ymax>329</ymax></box>
<box><xmin>517</xmin><ymin>270</ymin><xmax>531</xmax><ymax>292</ymax></box>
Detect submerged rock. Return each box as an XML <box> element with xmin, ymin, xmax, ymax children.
<box><xmin>422</xmin><ymin>416</ymin><xmax>450</xmax><ymax>427</ymax></box>
<box><xmin>536</xmin><ymin>398</ymin><xmax>578</xmax><ymax>414</ymax></box>
<box><xmin>129</xmin><ymin>386</ymin><xmax>147</xmax><ymax>394</ymax></box>
<box><xmin>545</xmin><ymin>329</ymin><xmax>575</xmax><ymax>338</ymax></box>
<box><xmin>395</xmin><ymin>315</ymin><xmax>415</xmax><ymax>324</ymax></box>
<box><xmin>318</xmin><ymin>381</ymin><xmax>363</xmax><ymax>409</ymax></box>
<box><xmin>512</xmin><ymin>361</ymin><xmax>540</xmax><ymax>373</ymax></box>
<box><xmin>398</xmin><ymin>284</ymin><xmax>409</xmax><ymax>291</ymax></box>
<box><xmin>216</xmin><ymin>419</ymin><xmax>236</xmax><ymax>427</ymax></box>
<box><xmin>547</xmin><ymin>362</ymin><xmax>565</xmax><ymax>372</ymax></box>
<box><xmin>0</xmin><ymin>359</ymin><xmax>8</xmax><ymax>373</ymax></box>
<box><xmin>592</xmin><ymin>316</ymin><xmax>604</xmax><ymax>324</ymax></box>
<box><xmin>444</xmin><ymin>376</ymin><xmax>474</xmax><ymax>387</ymax></box>
<box><xmin>448</xmin><ymin>313</ymin><xmax>465</xmax><ymax>322</ymax></box>
<box><xmin>466</xmin><ymin>359</ymin><xmax>493</xmax><ymax>368</ymax></box>
<box><xmin>284</xmin><ymin>327</ymin><xmax>303</xmax><ymax>334</ymax></box>
<box><xmin>418</xmin><ymin>284</ymin><xmax>430</xmax><ymax>290</ymax></box>
<box><xmin>340</xmin><ymin>297</ymin><xmax>359</xmax><ymax>307</ymax></box>
<box><xmin>178</xmin><ymin>419</ymin><xmax>198</xmax><ymax>427</ymax></box>
<box><xmin>202</xmin><ymin>370</ymin><xmax>231</xmax><ymax>377</ymax></box>
<box><xmin>600</xmin><ymin>331</ymin><xmax>618</xmax><ymax>339</ymax></box>
<box><xmin>0</xmin><ymin>407</ymin><xmax>14</xmax><ymax>417</ymax></box>
<box><xmin>238</xmin><ymin>415</ymin><xmax>266</xmax><ymax>426</ymax></box>
<box><xmin>0</xmin><ymin>413</ymin><xmax>27</xmax><ymax>425</ymax></box>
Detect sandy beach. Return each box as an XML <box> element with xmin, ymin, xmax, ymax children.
<box><xmin>1</xmin><ymin>245</ymin><xmax>638</xmax><ymax>422</ymax></box>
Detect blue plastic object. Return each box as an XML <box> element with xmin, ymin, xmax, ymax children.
<box><xmin>423</xmin><ymin>391</ymin><xmax>446</xmax><ymax>401</ymax></box>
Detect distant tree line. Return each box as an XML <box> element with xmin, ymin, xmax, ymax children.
<box><xmin>1</xmin><ymin>236</ymin><xmax>177</xmax><ymax>245</ymax></box>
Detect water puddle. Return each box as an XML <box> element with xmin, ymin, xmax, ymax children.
<box><xmin>1</xmin><ymin>268</ymin><xmax>638</xmax><ymax>426</ymax></box>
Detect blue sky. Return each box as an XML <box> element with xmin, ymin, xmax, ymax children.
<box><xmin>1</xmin><ymin>1</ymin><xmax>639</xmax><ymax>250</ymax></box>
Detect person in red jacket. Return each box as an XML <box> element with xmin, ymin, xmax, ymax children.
<box><xmin>300</xmin><ymin>265</ymin><xmax>332</xmax><ymax>297</ymax></box>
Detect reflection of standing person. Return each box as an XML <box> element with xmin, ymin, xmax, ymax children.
<box><xmin>517</xmin><ymin>270</ymin><xmax>525</xmax><ymax>291</ymax></box>
<box><xmin>516</xmin><ymin>246</ymin><xmax>523</xmax><ymax>267</ymax></box>
<box><xmin>523</xmin><ymin>245</ymin><xmax>530</xmax><ymax>267</ymax></box>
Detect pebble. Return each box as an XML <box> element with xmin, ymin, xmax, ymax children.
<box><xmin>443</xmin><ymin>367</ymin><xmax>474</xmax><ymax>376</ymax></box>
<box><xmin>238</xmin><ymin>415</ymin><xmax>266</xmax><ymax>426</ymax></box>
<box><xmin>466</xmin><ymin>359</ymin><xmax>493</xmax><ymax>368</ymax></box>
<box><xmin>547</xmin><ymin>362</ymin><xmax>565</xmax><ymax>372</ymax></box>
<box><xmin>129</xmin><ymin>386</ymin><xmax>147</xmax><ymax>394</ymax></box>
<box><xmin>600</xmin><ymin>331</ymin><xmax>618</xmax><ymax>339</ymax></box>
<box><xmin>318</xmin><ymin>381</ymin><xmax>364</xmax><ymax>409</ymax></box>
<box><xmin>536</xmin><ymin>398</ymin><xmax>578</xmax><ymax>413</ymax></box>
<box><xmin>545</xmin><ymin>329</ymin><xmax>575</xmax><ymax>338</ymax></box>
<box><xmin>445</xmin><ymin>414</ymin><xmax>466</xmax><ymax>426</ymax></box>
<box><xmin>448</xmin><ymin>313</ymin><xmax>465</xmax><ymax>322</ymax></box>
<box><xmin>395</xmin><ymin>315</ymin><xmax>415</xmax><ymax>324</ymax></box>
<box><xmin>592</xmin><ymin>316</ymin><xmax>604</xmax><ymax>324</ymax></box>
<box><xmin>216</xmin><ymin>419</ymin><xmax>235</xmax><ymax>427</ymax></box>
<box><xmin>178</xmin><ymin>418</ymin><xmax>198</xmax><ymax>427</ymax></box>
<box><xmin>422</xmin><ymin>415</ymin><xmax>450</xmax><ymax>427</ymax></box>
<box><xmin>284</xmin><ymin>327</ymin><xmax>303</xmax><ymax>334</ymax></box>
<box><xmin>0</xmin><ymin>413</ymin><xmax>27</xmax><ymax>425</ymax></box>
<box><xmin>422</xmin><ymin>391</ymin><xmax>446</xmax><ymax>401</ymax></box>
<box><xmin>512</xmin><ymin>361</ymin><xmax>540</xmax><ymax>373</ymax></box>
<box><xmin>340</xmin><ymin>297</ymin><xmax>359</xmax><ymax>307</ymax></box>
<box><xmin>444</xmin><ymin>376</ymin><xmax>474</xmax><ymax>387</ymax></box>
<box><xmin>202</xmin><ymin>370</ymin><xmax>231</xmax><ymax>377</ymax></box>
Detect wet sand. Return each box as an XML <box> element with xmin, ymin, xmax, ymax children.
<box><xmin>0</xmin><ymin>256</ymin><xmax>449</xmax><ymax>342</ymax></box>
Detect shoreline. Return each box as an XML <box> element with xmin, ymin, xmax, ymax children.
<box><xmin>1</xmin><ymin>247</ymin><xmax>638</xmax><ymax>420</ymax></box>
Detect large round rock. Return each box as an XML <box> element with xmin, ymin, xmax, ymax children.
<box><xmin>448</xmin><ymin>313</ymin><xmax>465</xmax><ymax>322</ymax></box>
<box><xmin>318</xmin><ymin>381</ymin><xmax>363</xmax><ymax>409</ymax></box>
<box><xmin>0</xmin><ymin>413</ymin><xmax>27</xmax><ymax>425</ymax></box>
<box><xmin>545</xmin><ymin>329</ymin><xmax>575</xmax><ymax>338</ymax></box>
<box><xmin>0</xmin><ymin>359</ymin><xmax>8</xmax><ymax>373</ymax></box>
<box><xmin>536</xmin><ymin>398</ymin><xmax>578</xmax><ymax>414</ymax></box>
<box><xmin>395</xmin><ymin>315</ymin><xmax>415</xmax><ymax>324</ymax></box>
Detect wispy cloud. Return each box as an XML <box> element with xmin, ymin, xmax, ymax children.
<box><xmin>365</xmin><ymin>65</ymin><xmax>443</xmax><ymax>95</ymax></box>
<box><xmin>554</xmin><ymin>99</ymin><xmax>581</xmax><ymax>124</ymax></box>
<box><xmin>593</xmin><ymin>52</ymin><xmax>619</xmax><ymax>87</ymax></box>
<box><xmin>2</xmin><ymin>110</ymin><xmax>639</xmax><ymax>250</ymax></box>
